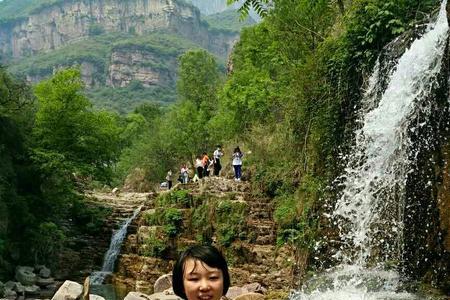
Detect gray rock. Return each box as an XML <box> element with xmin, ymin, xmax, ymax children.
<box><xmin>226</xmin><ymin>286</ymin><xmax>247</xmax><ymax>299</ymax></box>
<box><xmin>50</xmin><ymin>280</ymin><xmax>82</xmax><ymax>300</ymax></box>
<box><xmin>13</xmin><ymin>282</ymin><xmax>25</xmax><ymax>293</ymax></box>
<box><xmin>36</xmin><ymin>277</ymin><xmax>55</xmax><ymax>287</ymax></box>
<box><xmin>89</xmin><ymin>294</ymin><xmax>106</xmax><ymax>300</ymax></box>
<box><xmin>242</xmin><ymin>283</ymin><xmax>266</xmax><ymax>294</ymax></box>
<box><xmin>124</xmin><ymin>291</ymin><xmax>151</xmax><ymax>300</ymax></box>
<box><xmin>3</xmin><ymin>282</ymin><xmax>14</xmax><ymax>291</ymax></box>
<box><xmin>153</xmin><ymin>274</ymin><xmax>172</xmax><ymax>293</ymax></box>
<box><xmin>24</xmin><ymin>285</ymin><xmax>40</xmax><ymax>295</ymax></box>
<box><xmin>234</xmin><ymin>293</ymin><xmax>265</xmax><ymax>300</ymax></box>
<box><xmin>3</xmin><ymin>288</ymin><xmax>16</xmax><ymax>299</ymax></box>
<box><xmin>15</xmin><ymin>266</ymin><xmax>37</xmax><ymax>286</ymax></box>
<box><xmin>39</xmin><ymin>266</ymin><xmax>51</xmax><ymax>279</ymax></box>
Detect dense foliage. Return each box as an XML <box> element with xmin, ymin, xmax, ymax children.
<box><xmin>0</xmin><ymin>67</ymin><xmax>121</xmax><ymax>280</ymax></box>
<box><xmin>0</xmin><ymin>0</ymin><xmax>444</xmax><ymax>290</ymax></box>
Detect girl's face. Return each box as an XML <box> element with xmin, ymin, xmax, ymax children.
<box><xmin>183</xmin><ymin>258</ymin><xmax>224</xmax><ymax>300</ymax></box>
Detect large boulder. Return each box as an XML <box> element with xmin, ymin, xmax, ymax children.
<box><xmin>153</xmin><ymin>274</ymin><xmax>173</xmax><ymax>293</ymax></box>
<box><xmin>51</xmin><ymin>280</ymin><xmax>104</xmax><ymax>300</ymax></box>
<box><xmin>15</xmin><ymin>266</ymin><xmax>37</xmax><ymax>286</ymax></box>
<box><xmin>234</xmin><ymin>293</ymin><xmax>265</xmax><ymax>300</ymax></box>
<box><xmin>124</xmin><ymin>291</ymin><xmax>152</xmax><ymax>300</ymax></box>
<box><xmin>51</xmin><ymin>280</ymin><xmax>82</xmax><ymax>300</ymax></box>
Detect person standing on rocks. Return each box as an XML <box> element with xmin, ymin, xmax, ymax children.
<box><xmin>172</xmin><ymin>245</ymin><xmax>230</xmax><ymax>300</ymax></box>
<box><xmin>166</xmin><ymin>170</ymin><xmax>173</xmax><ymax>189</ymax></box>
<box><xmin>195</xmin><ymin>156</ymin><xmax>204</xmax><ymax>180</ymax></box>
<box><xmin>213</xmin><ymin>145</ymin><xmax>224</xmax><ymax>176</ymax></box>
<box><xmin>202</xmin><ymin>152</ymin><xmax>210</xmax><ymax>177</ymax></box>
<box><xmin>232</xmin><ymin>146</ymin><xmax>243</xmax><ymax>181</ymax></box>
<box><xmin>180</xmin><ymin>164</ymin><xmax>189</xmax><ymax>184</ymax></box>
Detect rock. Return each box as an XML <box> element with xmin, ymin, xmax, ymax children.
<box><xmin>242</xmin><ymin>283</ymin><xmax>266</xmax><ymax>294</ymax></box>
<box><xmin>135</xmin><ymin>280</ymin><xmax>151</xmax><ymax>294</ymax></box>
<box><xmin>0</xmin><ymin>282</ymin><xmax>4</xmax><ymax>298</ymax></box>
<box><xmin>39</xmin><ymin>266</ymin><xmax>51</xmax><ymax>278</ymax></box>
<box><xmin>3</xmin><ymin>282</ymin><xmax>14</xmax><ymax>291</ymax></box>
<box><xmin>36</xmin><ymin>277</ymin><xmax>55</xmax><ymax>287</ymax></box>
<box><xmin>226</xmin><ymin>286</ymin><xmax>247</xmax><ymax>299</ymax></box>
<box><xmin>3</xmin><ymin>288</ymin><xmax>16</xmax><ymax>299</ymax></box>
<box><xmin>50</xmin><ymin>280</ymin><xmax>82</xmax><ymax>300</ymax></box>
<box><xmin>234</xmin><ymin>293</ymin><xmax>265</xmax><ymax>300</ymax></box>
<box><xmin>13</xmin><ymin>282</ymin><xmax>25</xmax><ymax>293</ymax></box>
<box><xmin>149</xmin><ymin>291</ymin><xmax>181</xmax><ymax>300</ymax></box>
<box><xmin>24</xmin><ymin>285</ymin><xmax>40</xmax><ymax>295</ymax></box>
<box><xmin>124</xmin><ymin>291</ymin><xmax>152</xmax><ymax>300</ymax></box>
<box><xmin>15</xmin><ymin>266</ymin><xmax>37</xmax><ymax>286</ymax></box>
<box><xmin>90</xmin><ymin>295</ymin><xmax>106</xmax><ymax>300</ymax></box>
<box><xmin>154</xmin><ymin>274</ymin><xmax>173</xmax><ymax>293</ymax></box>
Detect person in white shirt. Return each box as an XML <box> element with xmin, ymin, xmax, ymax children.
<box><xmin>232</xmin><ymin>146</ymin><xmax>243</xmax><ymax>181</ymax></box>
<box><xmin>213</xmin><ymin>145</ymin><xmax>224</xmax><ymax>176</ymax></box>
<box><xmin>195</xmin><ymin>156</ymin><xmax>204</xmax><ymax>179</ymax></box>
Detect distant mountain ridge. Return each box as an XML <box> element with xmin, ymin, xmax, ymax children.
<box><xmin>0</xmin><ymin>0</ymin><xmax>251</xmax><ymax>113</ymax></box>
<box><xmin>187</xmin><ymin>0</ymin><xmax>232</xmax><ymax>15</ymax></box>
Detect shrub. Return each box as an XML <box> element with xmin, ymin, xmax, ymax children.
<box><xmin>155</xmin><ymin>190</ymin><xmax>192</xmax><ymax>208</ymax></box>
<box><xmin>146</xmin><ymin>208</ymin><xmax>183</xmax><ymax>237</ymax></box>
<box><xmin>191</xmin><ymin>203</ymin><xmax>214</xmax><ymax>243</ymax></box>
<box><xmin>143</xmin><ymin>231</ymin><xmax>167</xmax><ymax>257</ymax></box>
<box><xmin>215</xmin><ymin>200</ymin><xmax>248</xmax><ymax>247</ymax></box>
<box><xmin>32</xmin><ymin>222</ymin><xmax>66</xmax><ymax>265</ymax></box>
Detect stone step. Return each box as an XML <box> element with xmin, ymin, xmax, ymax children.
<box><xmin>248</xmin><ymin>211</ymin><xmax>272</xmax><ymax>219</ymax></box>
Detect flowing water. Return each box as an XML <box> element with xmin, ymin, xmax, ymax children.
<box><xmin>90</xmin><ymin>205</ymin><xmax>142</xmax><ymax>285</ymax></box>
<box><xmin>291</xmin><ymin>1</ymin><xmax>449</xmax><ymax>299</ymax></box>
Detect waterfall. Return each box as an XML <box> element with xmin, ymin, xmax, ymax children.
<box><xmin>91</xmin><ymin>206</ymin><xmax>142</xmax><ymax>285</ymax></box>
<box><xmin>291</xmin><ymin>0</ymin><xmax>448</xmax><ymax>298</ymax></box>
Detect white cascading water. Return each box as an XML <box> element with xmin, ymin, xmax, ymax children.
<box><xmin>291</xmin><ymin>1</ymin><xmax>448</xmax><ymax>299</ymax></box>
<box><xmin>91</xmin><ymin>206</ymin><xmax>142</xmax><ymax>285</ymax></box>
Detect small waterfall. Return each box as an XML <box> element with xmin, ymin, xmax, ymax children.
<box><xmin>291</xmin><ymin>0</ymin><xmax>448</xmax><ymax>299</ymax></box>
<box><xmin>91</xmin><ymin>206</ymin><xmax>142</xmax><ymax>285</ymax></box>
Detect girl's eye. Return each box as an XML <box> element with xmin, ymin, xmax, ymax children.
<box><xmin>209</xmin><ymin>276</ymin><xmax>219</xmax><ymax>280</ymax></box>
<box><xmin>187</xmin><ymin>277</ymin><xmax>199</xmax><ymax>281</ymax></box>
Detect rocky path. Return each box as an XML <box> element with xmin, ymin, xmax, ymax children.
<box><xmin>86</xmin><ymin>191</ymin><xmax>151</xmax><ymax>229</ymax></box>
<box><xmin>112</xmin><ymin>176</ymin><xmax>294</xmax><ymax>298</ymax></box>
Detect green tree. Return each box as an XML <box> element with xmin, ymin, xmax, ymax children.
<box><xmin>165</xmin><ymin>50</ymin><xmax>222</xmax><ymax>161</ymax></box>
<box><xmin>32</xmin><ymin>68</ymin><xmax>121</xmax><ymax>181</ymax></box>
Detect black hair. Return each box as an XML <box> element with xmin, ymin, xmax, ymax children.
<box><xmin>172</xmin><ymin>245</ymin><xmax>230</xmax><ymax>299</ymax></box>
<box><xmin>233</xmin><ymin>146</ymin><xmax>241</xmax><ymax>153</ymax></box>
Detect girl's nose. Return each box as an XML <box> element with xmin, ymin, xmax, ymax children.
<box><xmin>199</xmin><ymin>279</ymin><xmax>210</xmax><ymax>291</ymax></box>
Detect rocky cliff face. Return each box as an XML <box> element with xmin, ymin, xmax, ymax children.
<box><xmin>107</xmin><ymin>48</ymin><xmax>175</xmax><ymax>88</ymax></box>
<box><xmin>0</xmin><ymin>0</ymin><xmax>236</xmax><ymax>59</ymax></box>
